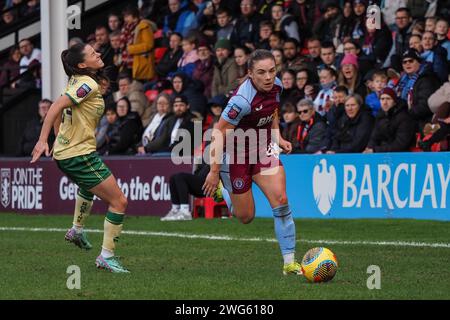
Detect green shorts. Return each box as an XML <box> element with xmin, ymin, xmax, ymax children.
<box><xmin>56</xmin><ymin>152</ymin><xmax>112</xmax><ymax>192</ymax></box>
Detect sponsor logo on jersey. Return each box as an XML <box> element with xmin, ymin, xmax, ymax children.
<box><xmin>227</xmin><ymin>105</ymin><xmax>242</xmax><ymax>120</ymax></box>
<box><xmin>76</xmin><ymin>83</ymin><xmax>92</xmax><ymax>98</ymax></box>
<box><xmin>233</xmin><ymin>178</ymin><xmax>245</xmax><ymax>190</ymax></box>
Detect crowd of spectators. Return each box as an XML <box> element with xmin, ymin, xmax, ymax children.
<box><xmin>11</xmin><ymin>0</ymin><xmax>450</xmax><ymax>156</ymax></box>
<box><xmin>1</xmin><ymin>0</ymin><xmax>40</xmax><ymax>27</ymax></box>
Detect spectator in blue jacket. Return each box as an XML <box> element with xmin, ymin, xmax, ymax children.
<box><xmin>163</xmin><ymin>0</ymin><xmax>198</xmax><ymax>38</ymax></box>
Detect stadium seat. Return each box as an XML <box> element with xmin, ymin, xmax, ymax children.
<box><xmin>145</xmin><ymin>89</ymin><xmax>159</xmax><ymax>102</ymax></box>
<box><xmin>193</xmin><ymin>197</ymin><xmax>230</xmax><ymax>219</ymax></box>
<box><xmin>154</xmin><ymin>47</ymin><xmax>168</xmax><ymax>64</ymax></box>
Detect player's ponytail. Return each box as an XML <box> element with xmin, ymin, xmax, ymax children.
<box><xmin>61</xmin><ymin>43</ymin><xmax>100</xmax><ymax>82</ymax></box>
<box><xmin>247</xmin><ymin>49</ymin><xmax>276</xmax><ymax>71</ymax></box>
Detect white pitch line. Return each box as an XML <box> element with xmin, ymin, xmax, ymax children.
<box><xmin>0</xmin><ymin>226</ymin><xmax>449</xmax><ymax>249</ymax></box>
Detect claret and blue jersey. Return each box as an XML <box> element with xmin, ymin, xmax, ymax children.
<box><xmin>219</xmin><ymin>77</ymin><xmax>284</xmax><ymax>194</ymax></box>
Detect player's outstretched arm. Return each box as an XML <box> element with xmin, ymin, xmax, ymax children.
<box><xmin>202</xmin><ymin>118</ymin><xmax>235</xmax><ymax>197</ymax></box>
<box><xmin>31</xmin><ymin>95</ymin><xmax>73</xmax><ymax>163</ymax></box>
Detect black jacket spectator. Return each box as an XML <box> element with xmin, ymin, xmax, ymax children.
<box><xmin>330</xmin><ymin>107</ymin><xmax>374</xmax><ymax>153</ymax></box>
<box><xmin>144</xmin><ymin>111</ymin><xmax>196</xmax><ymax>155</ymax></box>
<box><xmin>230</xmin><ymin>11</ymin><xmax>261</xmax><ymax>48</ymax></box>
<box><xmin>155</xmin><ymin>46</ymin><xmax>183</xmax><ymax>78</ymax></box>
<box><xmin>360</xmin><ymin>24</ymin><xmax>393</xmax><ymax>66</ymax></box>
<box><xmin>407</xmin><ymin>66</ymin><xmax>442</xmax><ymax>130</ymax></box>
<box><xmin>172</xmin><ymin>72</ymin><xmax>207</xmax><ymax>118</ymax></box>
<box><xmin>20</xmin><ymin>118</ymin><xmax>55</xmax><ymax>156</ymax></box>
<box><xmin>367</xmin><ymin>101</ymin><xmax>416</xmax><ymax>152</ymax></box>
<box><xmin>142</xmin><ymin>113</ymin><xmax>174</xmax><ymax>153</ymax></box>
<box><xmin>107</xmin><ymin>111</ymin><xmax>143</xmax><ymax>155</ymax></box>
<box><xmin>281</xmin><ymin>117</ymin><xmax>301</xmax><ymax>147</ymax></box>
<box><xmin>325</xmin><ymin>102</ymin><xmax>345</xmax><ymax>148</ymax></box>
<box><xmin>287</xmin><ymin>0</ymin><xmax>317</xmax><ymax>43</ymax></box>
<box><xmin>169</xmin><ymin>110</ymin><xmax>196</xmax><ymax>155</ymax></box>
<box><xmin>313</xmin><ymin>2</ymin><xmax>342</xmax><ymax>44</ymax></box>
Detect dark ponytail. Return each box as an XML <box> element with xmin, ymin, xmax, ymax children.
<box><xmin>61</xmin><ymin>42</ymin><xmax>101</xmax><ymax>83</ymax></box>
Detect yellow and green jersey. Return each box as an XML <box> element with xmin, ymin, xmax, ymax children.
<box><xmin>53</xmin><ymin>74</ymin><xmax>105</xmax><ymax>160</ymax></box>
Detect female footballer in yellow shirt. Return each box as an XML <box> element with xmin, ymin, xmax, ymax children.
<box><xmin>31</xmin><ymin>43</ymin><xmax>129</xmax><ymax>273</ymax></box>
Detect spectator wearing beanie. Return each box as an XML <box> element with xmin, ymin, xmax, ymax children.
<box><xmin>338</xmin><ymin>53</ymin><xmax>367</xmax><ymax>98</ymax></box>
<box><xmin>364</xmin><ymin>87</ymin><xmax>416</xmax><ymax>153</ymax></box>
<box><xmin>212</xmin><ymin>38</ymin><xmax>238</xmax><ymax>98</ymax></box>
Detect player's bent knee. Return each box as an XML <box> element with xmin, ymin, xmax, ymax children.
<box><xmin>235</xmin><ymin>212</ymin><xmax>254</xmax><ymax>224</ymax></box>
<box><xmin>240</xmin><ymin>215</ymin><xmax>254</xmax><ymax>224</ymax></box>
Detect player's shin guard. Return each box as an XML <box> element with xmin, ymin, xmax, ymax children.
<box><xmin>272</xmin><ymin>204</ymin><xmax>296</xmax><ymax>263</ymax></box>
<box><xmin>73</xmin><ymin>189</ymin><xmax>94</xmax><ymax>229</ymax></box>
<box><xmin>102</xmin><ymin>211</ymin><xmax>124</xmax><ymax>256</ymax></box>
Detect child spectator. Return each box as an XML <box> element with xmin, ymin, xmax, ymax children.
<box><xmin>365</xmin><ymin>70</ymin><xmax>388</xmax><ymax>117</ymax></box>
<box><xmin>313</xmin><ymin>66</ymin><xmax>337</xmax><ymax>116</ymax></box>
<box><xmin>171</xmin><ymin>34</ymin><xmax>199</xmax><ymax>78</ymax></box>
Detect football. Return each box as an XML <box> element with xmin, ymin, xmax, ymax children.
<box><xmin>301</xmin><ymin>247</ymin><xmax>338</xmax><ymax>283</ymax></box>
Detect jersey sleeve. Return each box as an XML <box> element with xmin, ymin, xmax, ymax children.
<box><xmin>221</xmin><ymin>95</ymin><xmax>252</xmax><ymax>126</ymax></box>
<box><xmin>65</xmin><ymin>76</ymin><xmax>98</xmax><ymax>106</ymax></box>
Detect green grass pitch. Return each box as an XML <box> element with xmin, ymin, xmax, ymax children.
<box><xmin>0</xmin><ymin>212</ymin><xmax>449</xmax><ymax>300</ymax></box>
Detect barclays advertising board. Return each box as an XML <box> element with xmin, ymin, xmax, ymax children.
<box><xmin>252</xmin><ymin>153</ymin><xmax>450</xmax><ymax>221</ymax></box>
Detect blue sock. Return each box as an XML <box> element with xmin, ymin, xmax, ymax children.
<box><xmin>272</xmin><ymin>204</ymin><xmax>296</xmax><ymax>259</ymax></box>
<box><xmin>222</xmin><ymin>187</ymin><xmax>233</xmax><ymax>214</ymax></box>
